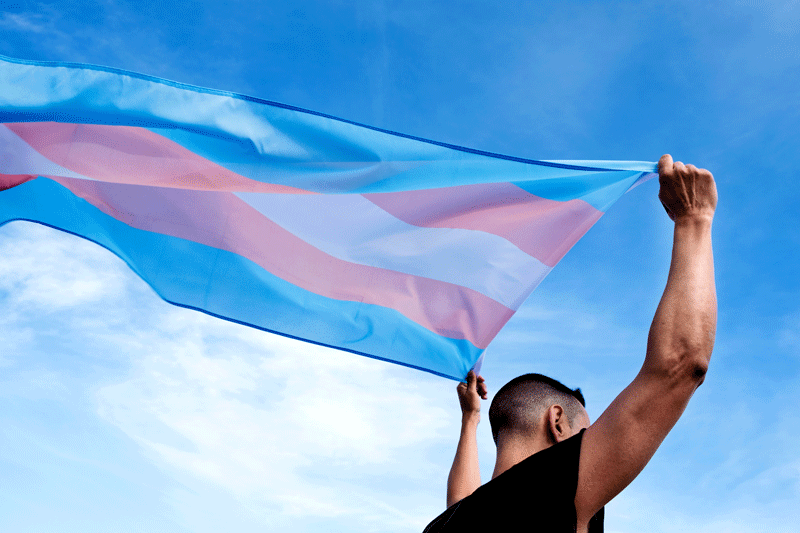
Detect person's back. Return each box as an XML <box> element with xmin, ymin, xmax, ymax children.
<box><xmin>424</xmin><ymin>155</ymin><xmax>718</xmax><ymax>532</ymax></box>
<box><xmin>424</xmin><ymin>429</ymin><xmax>603</xmax><ymax>532</ymax></box>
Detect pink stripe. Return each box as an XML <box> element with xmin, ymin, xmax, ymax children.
<box><xmin>364</xmin><ymin>183</ymin><xmax>603</xmax><ymax>267</ymax></box>
<box><xmin>0</xmin><ymin>173</ymin><xmax>34</xmax><ymax>191</ymax></box>
<box><xmin>6</xmin><ymin>123</ymin><xmax>601</xmax><ymax>267</ymax></box>
<box><xmin>46</xmin><ymin>176</ymin><xmax>512</xmax><ymax>349</ymax></box>
<box><xmin>5</xmin><ymin>122</ymin><xmax>312</xmax><ymax>194</ymax></box>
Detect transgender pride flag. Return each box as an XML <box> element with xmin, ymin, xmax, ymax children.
<box><xmin>0</xmin><ymin>55</ymin><xmax>656</xmax><ymax>380</ymax></box>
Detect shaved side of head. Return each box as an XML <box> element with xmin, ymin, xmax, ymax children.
<box><xmin>489</xmin><ymin>373</ymin><xmax>586</xmax><ymax>446</ymax></box>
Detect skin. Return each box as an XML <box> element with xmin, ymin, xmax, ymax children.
<box><xmin>446</xmin><ymin>370</ymin><xmax>487</xmax><ymax>508</ymax></box>
<box><xmin>491</xmin><ymin>403</ymin><xmax>591</xmax><ymax>481</ymax></box>
<box><xmin>445</xmin><ymin>154</ymin><xmax>718</xmax><ymax>532</ymax></box>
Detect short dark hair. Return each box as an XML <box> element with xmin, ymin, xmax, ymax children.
<box><xmin>488</xmin><ymin>373</ymin><xmax>586</xmax><ymax>445</ymax></box>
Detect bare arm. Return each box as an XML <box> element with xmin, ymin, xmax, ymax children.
<box><xmin>446</xmin><ymin>370</ymin><xmax>487</xmax><ymax>508</ymax></box>
<box><xmin>575</xmin><ymin>154</ymin><xmax>718</xmax><ymax>523</ymax></box>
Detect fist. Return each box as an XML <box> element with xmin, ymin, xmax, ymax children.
<box><xmin>657</xmin><ymin>154</ymin><xmax>717</xmax><ymax>222</ymax></box>
<box><xmin>457</xmin><ymin>370</ymin><xmax>488</xmax><ymax>415</ymax></box>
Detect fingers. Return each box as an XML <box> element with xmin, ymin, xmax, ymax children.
<box><xmin>698</xmin><ymin>167</ymin><xmax>714</xmax><ymax>179</ymax></box>
<box><xmin>477</xmin><ymin>380</ymin><xmax>488</xmax><ymax>400</ymax></box>
<box><xmin>656</xmin><ymin>154</ymin><xmax>717</xmax><ymax>220</ymax></box>
<box><xmin>461</xmin><ymin>370</ymin><xmax>488</xmax><ymax>399</ymax></box>
<box><xmin>660</xmin><ymin>155</ymin><xmax>710</xmax><ymax>179</ymax></box>
<box><xmin>685</xmin><ymin>164</ymin><xmax>715</xmax><ymax>182</ymax></box>
<box><xmin>474</xmin><ymin>372</ymin><xmax>488</xmax><ymax>399</ymax></box>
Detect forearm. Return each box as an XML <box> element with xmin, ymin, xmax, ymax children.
<box><xmin>446</xmin><ymin>413</ymin><xmax>481</xmax><ymax>508</ymax></box>
<box><xmin>646</xmin><ymin>215</ymin><xmax>716</xmax><ymax>375</ymax></box>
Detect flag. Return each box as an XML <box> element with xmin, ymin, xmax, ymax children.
<box><xmin>0</xmin><ymin>55</ymin><xmax>656</xmax><ymax>380</ymax></box>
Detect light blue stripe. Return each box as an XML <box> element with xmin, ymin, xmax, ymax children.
<box><xmin>512</xmin><ymin>170</ymin><xmax>644</xmax><ymax>212</ymax></box>
<box><xmin>0</xmin><ymin>55</ymin><xmax>655</xmax><ymax>210</ymax></box>
<box><xmin>154</xmin><ymin>127</ymin><xmax>653</xmax><ymax>209</ymax></box>
<box><xmin>0</xmin><ymin>178</ymin><xmax>482</xmax><ymax>381</ymax></box>
<box><xmin>544</xmin><ymin>160</ymin><xmax>658</xmax><ymax>173</ymax></box>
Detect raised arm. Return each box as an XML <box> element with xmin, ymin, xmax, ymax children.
<box><xmin>575</xmin><ymin>155</ymin><xmax>718</xmax><ymax>525</ymax></box>
<box><xmin>446</xmin><ymin>370</ymin><xmax>488</xmax><ymax>508</ymax></box>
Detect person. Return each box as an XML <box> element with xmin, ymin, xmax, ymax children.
<box><xmin>423</xmin><ymin>154</ymin><xmax>718</xmax><ymax>533</ymax></box>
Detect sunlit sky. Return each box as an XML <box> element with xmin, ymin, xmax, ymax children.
<box><xmin>1</xmin><ymin>1</ymin><xmax>799</xmax><ymax>532</ymax></box>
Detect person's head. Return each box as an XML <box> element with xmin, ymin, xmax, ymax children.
<box><xmin>489</xmin><ymin>373</ymin><xmax>589</xmax><ymax>448</ymax></box>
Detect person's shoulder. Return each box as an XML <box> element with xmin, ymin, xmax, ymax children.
<box><xmin>421</xmin><ymin>502</ymin><xmax>456</xmax><ymax>533</ymax></box>
<box><xmin>517</xmin><ymin>430</ymin><xmax>585</xmax><ymax>471</ymax></box>
<box><xmin>424</xmin><ymin>435</ymin><xmax>589</xmax><ymax>533</ymax></box>
<box><xmin>422</xmin><ymin>494</ymin><xmax>482</xmax><ymax>533</ymax></box>
<box><xmin>576</xmin><ymin>368</ymin><xmax>706</xmax><ymax>523</ymax></box>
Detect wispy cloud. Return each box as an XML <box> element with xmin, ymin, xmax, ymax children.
<box><xmin>1</xmin><ymin>219</ymin><xmax>455</xmax><ymax>531</ymax></box>
<box><xmin>0</xmin><ymin>12</ymin><xmax>47</xmax><ymax>33</ymax></box>
<box><xmin>2</xmin><ymin>2</ymin><xmax>799</xmax><ymax>531</ymax></box>
<box><xmin>0</xmin><ymin>222</ymin><xmax>128</xmax><ymax>311</ymax></box>
<box><xmin>94</xmin><ymin>316</ymin><xmax>450</xmax><ymax>530</ymax></box>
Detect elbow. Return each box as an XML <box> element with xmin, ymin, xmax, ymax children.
<box><xmin>689</xmin><ymin>356</ymin><xmax>709</xmax><ymax>385</ymax></box>
<box><xmin>681</xmin><ymin>335</ymin><xmax>713</xmax><ymax>384</ymax></box>
<box><xmin>647</xmin><ymin>344</ymin><xmax>712</xmax><ymax>386</ymax></box>
<box><xmin>672</xmin><ymin>348</ymin><xmax>711</xmax><ymax>385</ymax></box>
<box><xmin>648</xmin><ymin>329</ymin><xmax>714</xmax><ymax>385</ymax></box>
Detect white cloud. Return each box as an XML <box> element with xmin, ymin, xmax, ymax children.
<box><xmin>492</xmin><ymin>288</ymin><xmax>643</xmax><ymax>358</ymax></box>
<box><xmin>0</xmin><ymin>314</ymin><xmax>33</xmax><ymax>366</ymax></box>
<box><xmin>5</xmin><ymin>196</ymin><xmax>795</xmax><ymax>533</ymax></box>
<box><xmin>1</xmin><ymin>220</ymin><xmax>455</xmax><ymax>531</ymax></box>
<box><xmin>93</xmin><ymin>304</ymin><xmax>451</xmax><ymax>531</ymax></box>
<box><xmin>0</xmin><ymin>222</ymin><xmax>128</xmax><ymax>310</ymax></box>
<box><xmin>607</xmin><ymin>471</ymin><xmax>800</xmax><ymax>533</ymax></box>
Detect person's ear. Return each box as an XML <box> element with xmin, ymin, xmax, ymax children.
<box><xmin>546</xmin><ymin>405</ymin><xmax>569</xmax><ymax>444</ymax></box>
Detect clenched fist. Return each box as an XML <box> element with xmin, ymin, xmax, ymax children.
<box><xmin>658</xmin><ymin>154</ymin><xmax>717</xmax><ymax>222</ymax></box>
<box><xmin>457</xmin><ymin>370</ymin><xmax>488</xmax><ymax>417</ymax></box>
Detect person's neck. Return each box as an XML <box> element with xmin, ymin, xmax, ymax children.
<box><xmin>491</xmin><ymin>433</ymin><xmax>552</xmax><ymax>480</ymax></box>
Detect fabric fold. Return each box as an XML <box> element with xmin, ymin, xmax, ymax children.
<box><xmin>0</xmin><ymin>54</ymin><xmax>657</xmax><ymax>380</ymax></box>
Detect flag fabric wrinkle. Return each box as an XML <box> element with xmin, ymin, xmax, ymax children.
<box><xmin>0</xmin><ymin>55</ymin><xmax>657</xmax><ymax>380</ymax></box>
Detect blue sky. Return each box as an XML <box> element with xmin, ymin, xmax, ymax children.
<box><xmin>1</xmin><ymin>1</ymin><xmax>799</xmax><ymax>532</ymax></box>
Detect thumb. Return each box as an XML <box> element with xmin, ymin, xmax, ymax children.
<box><xmin>658</xmin><ymin>154</ymin><xmax>673</xmax><ymax>176</ymax></box>
<box><xmin>466</xmin><ymin>370</ymin><xmax>477</xmax><ymax>392</ymax></box>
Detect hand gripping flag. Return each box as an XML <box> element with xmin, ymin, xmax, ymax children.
<box><xmin>0</xmin><ymin>55</ymin><xmax>656</xmax><ymax>380</ymax></box>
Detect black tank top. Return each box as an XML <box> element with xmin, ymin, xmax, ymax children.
<box><xmin>422</xmin><ymin>428</ymin><xmax>604</xmax><ymax>532</ymax></box>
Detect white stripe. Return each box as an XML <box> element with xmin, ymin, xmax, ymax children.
<box><xmin>235</xmin><ymin>192</ymin><xmax>550</xmax><ymax>310</ymax></box>
<box><xmin>0</xmin><ymin>124</ymin><xmax>92</xmax><ymax>180</ymax></box>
